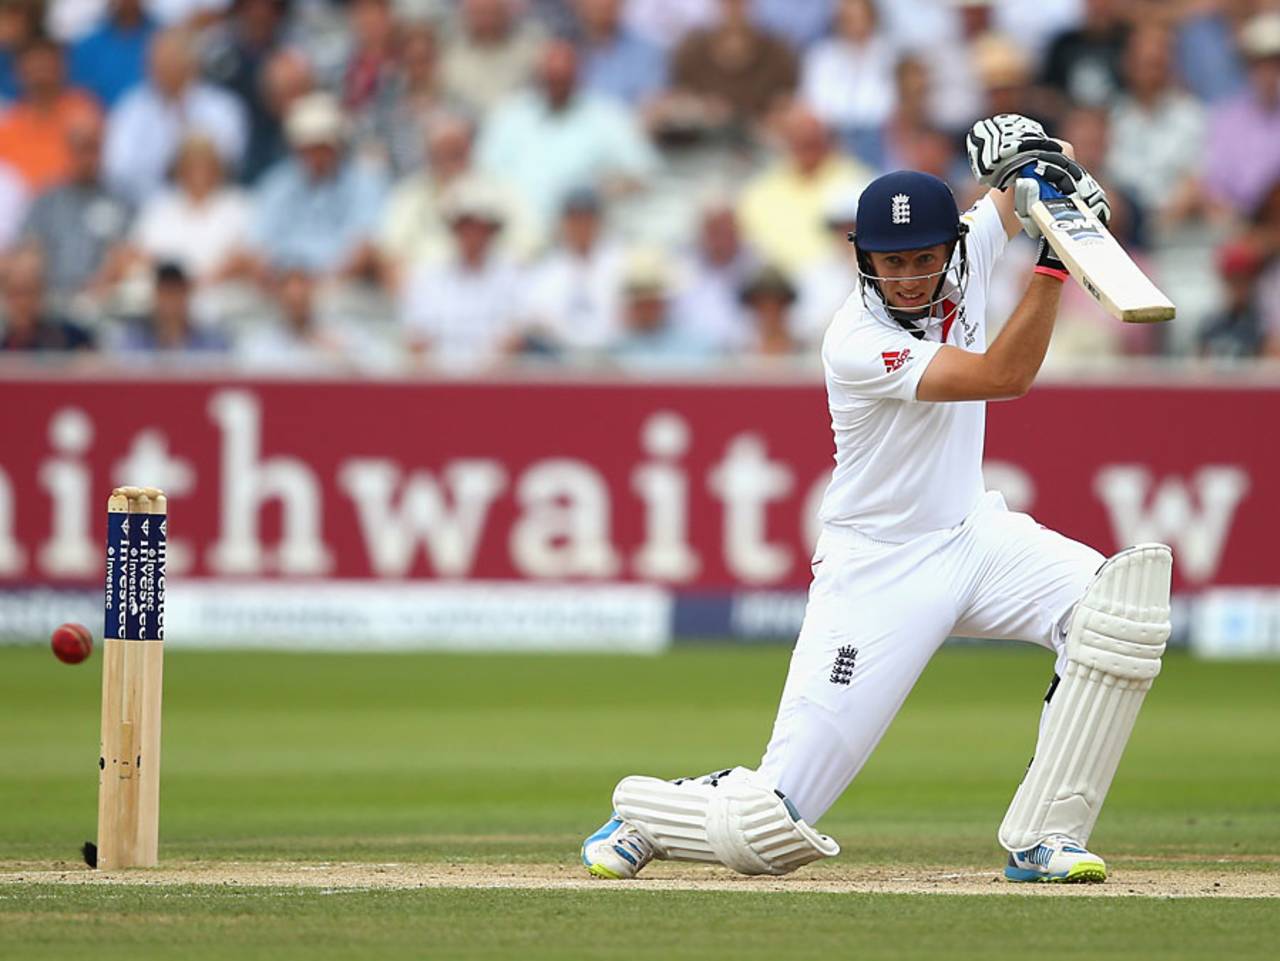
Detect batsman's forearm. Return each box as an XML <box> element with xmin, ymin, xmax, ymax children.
<box><xmin>985</xmin><ymin>274</ymin><xmax>1063</xmax><ymax>396</ymax></box>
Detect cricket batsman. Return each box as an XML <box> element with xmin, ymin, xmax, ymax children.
<box><xmin>581</xmin><ymin>115</ymin><xmax>1173</xmax><ymax>884</ymax></box>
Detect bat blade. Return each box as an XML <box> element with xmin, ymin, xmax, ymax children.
<box><xmin>1031</xmin><ymin>197</ymin><xmax>1175</xmax><ymax>324</ymax></box>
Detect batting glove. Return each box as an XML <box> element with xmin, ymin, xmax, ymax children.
<box><xmin>1032</xmin><ymin>235</ymin><xmax>1068</xmax><ymax>279</ymax></box>
<box><xmin>1072</xmin><ymin>169</ymin><xmax>1111</xmax><ymax>227</ymax></box>
<box><xmin>1003</xmin><ymin>152</ymin><xmax>1111</xmax><ymax>240</ymax></box>
<box><xmin>967</xmin><ymin>114</ymin><xmax>1059</xmax><ymax>186</ymax></box>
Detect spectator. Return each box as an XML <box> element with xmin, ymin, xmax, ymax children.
<box><xmin>441</xmin><ymin>0</ymin><xmax>546</xmax><ymax>115</ymax></box>
<box><xmin>879</xmin><ymin>54</ymin><xmax>933</xmax><ymax>174</ymax></box>
<box><xmin>19</xmin><ymin>110</ymin><xmax>132</xmax><ymax>304</ymax></box>
<box><xmin>660</xmin><ymin>0</ymin><xmax>798</xmax><ymax>132</ymax></box>
<box><xmin>880</xmin><ymin>0</ymin><xmax>985</xmax><ymax>135</ymax></box>
<box><xmin>341</xmin><ymin>0</ymin><xmax>396</xmax><ymax>112</ymax></box>
<box><xmin>609</xmin><ymin>247</ymin><xmax>712</xmax><ymax>369</ymax></box>
<box><xmin>131</xmin><ymin>133</ymin><xmax>251</xmax><ymax>282</ymax></box>
<box><xmin>670</xmin><ymin>193</ymin><xmax>756</xmax><ymax>350</ymax></box>
<box><xmin>1060</xmin><ymin>104</ymin><xmax>1143</xmax><ymax>250</ymax></box>
<box><xmin>0</xmin><ymin>36</ymin><xmax>101</xmax><ymax>192</ymax></box>
<box><xmin>355</xmin><ymin>20</ymin><xmax>463</xmax><ymax>177</ymax></box>
<box><xmin>202</xmin><ymin>0</ymin><xmax>294</xmax><ymax>183</ymax></box>
<box><xmin>526</xmin><ymin>0</ymin><xmax>580</xmax><ymax>37</ymax></box>
<box><xmin>476</xmin><ymin>38</ymin><xmax>660</xmax><ymax>230</ymax></box>
<box><xmin>1175</xmin><ymin>0</ymin><xmax>1246</xmax><ymax>104</ymax></box>
<box><xmin>737</xmin><ymin>103</ymin><xmax>872</xmax><ymax>274</ymax></box>
<box><xmin>163</xmin><ymin>0</ymin><xmax>245</xmax><ymax>29</ymax></box>
<box><xmin>1263</xmin><ymin>272</ymin><xmax>1280</xmax><ymax>357</ymax></box>
<box><xmin>798</xmin><ymin>0</ymin><xmax>896</xmax><ymax>167</ymax></box>
<box><xmin>988</xmin><ymin>0</ymin><xmax>1088</xmax><ymax>63</ymax></box>
<box><xmin>1197</xmin><ymin>241</ymin><xmax>1264</xmax><ymax>360</ymax></box>
<box><xmin>1040</xmin><ymin>0</ymin><xmax>1129</xmax><ymax>113</ymax></box>
<box><xmin>68</xmin><ymin>0</ymin><xmax>157</xmax><ymax>108</ymax></box>
<box><xmin>622</xmin><ymin>0</ymin><xmax>716</xmax><ymax>50</ymax></box>
<box><xmin>898</xmin><ymin>126</ymin><xmax>970</xmax><ymax>197</ymax></box>
<box><xmin>1248</xmin><ymin>179</ymin><xmax>1280</xmax><ymax>259</ymax></box>
<box><xmin>752</xmin><ymin>0</ymin><xmax>836</xmax><ymax>52</ymax></box>
<box><xmin>0</xmin><ymin>250</ymin><xmax>93</xmax><ymax>351</ymax></box>
<box><xmin>380</xmin><ymin>112</ymin><xmax>535</xmax><ymax>284</ymax></box>
<box><xmin>399</xmin><ymin>177</ymin><xmax>526</xmax><ymax>370</ymax></box>
<box><xmin>1106</xmin><ymin>24</ymin><xmax>1206</xmax><ymax>232</ymax></box>
<box><xmin>794</xmin><ymin>184</ymin><xmax>857</xmax><ymax>346</ymax></box>
<box><xmin>972</xmin><ymin>32</ymin><xmax>1046</xmax><ymax>128</ymax></box>
<box><xmin>574</xmin><ymin>0</ymin><xmax>667</xmax><ymax>106</ymax></box>
<box><xmin>0</xmin><ymin>161</ymin><xmax>29</xmax><ymax>251</ymax></box>
<box><xmin>1203</xmin><ymin>12</ymin><xmax>1280</xmax><ymax>217</ymax></box>
<box><xmin>250</xmin><ymin>91</ymin><xmax>388</xmax><ymax>276</ymax></box>
<box><xmin>885</xmin><ymin>0</ymin><xmax>1081</xmax><ymax>62</ymax></box>
<box><xmin>0</xmin><ymin>0</ymin><xmax>39</xmax><ymax>100</ymax></box>
<box><xmin>45</xmin><ymin>0</ymin><xmax>108</xmax><ymax>43</ymax></box>
<box><xmin>128</xmin><ymin>0</ymin><xmax>235</xmax><ymax>29</ymax></box>
<box><xmin>522</xmin><ymin>187</ymin><xmax>626</xmax><ymax>354</ymax></box>
<box><xmin>1249</xmin><ymin>179</ymin><xmax>1280</xmax><ymax>354</ymax></box>
<box><xmin>115</xmin><ymin>261</ymin><xmax>228</xmax><ymax>353</ymax></box>
<box><xmin>238</xmin><ymin>266</ymin><xmax>379</xmax><ymax>369</ymax></box>
<box><xmin>238</xmin><ymin>48</ymin><xmax>314</xmax><ymax>185</ymax></box>
<box><xmin>103</xmin><ymin>27</ymin><xmax>247</xmax><ymax>203</ymax></box>
<box><xmin>874</xmin><ymin>0</ymin><xmax>953</xmax><ymax>53</ymax></box>
<box><xmin>739</xmin><ymin>263</ymin><xmax>800</xmax><ymax>358</ymax></box>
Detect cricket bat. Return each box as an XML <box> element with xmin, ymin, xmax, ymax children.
<box><xmin>1031</xmin><ymin>192</ymin><xmax>1175</xmax><ymax>324</ymax></box>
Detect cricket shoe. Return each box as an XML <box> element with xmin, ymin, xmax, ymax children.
<box><xmin>581</xmin><ymin>814</ymin><xmax>654</xmax><ymax>880</ymax></box>
<box><xmin>1004</xmin><ymin>835</ymin><xmax>1107</xmax><ymax>883</ymax></box>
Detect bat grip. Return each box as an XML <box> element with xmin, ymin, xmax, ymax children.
<box><xmin>1020</xmin><ymin>161</ymin><xmax>1067</xmax><ymax>201</ymax></box>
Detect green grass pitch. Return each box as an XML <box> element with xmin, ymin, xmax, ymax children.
<box><xmin>2</xmin><ymin>644</ymin><xmax>1278</xmax><ymax>959</ymax></box>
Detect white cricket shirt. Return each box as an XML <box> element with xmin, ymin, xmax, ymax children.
<box><xmin>817</xmin><ymin>194</ymin><xmax>1008</xmax><ymax>542</ymax></box>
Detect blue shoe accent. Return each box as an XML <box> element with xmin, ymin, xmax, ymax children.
<box><xmin>581</xmin><ymin>812</ymin><xmax>653</xmax><ymax>879</ymax></box>
<box><xmin>1018</xmin><ymin>844</ymin><xmax>1053</xmax><ymax>866</ymax></box>
<box><xmin>584</xmin><ymin>815</ymin><xmax>623</xmax><ymax>847</ymax></box>
<box><xmin>1004</xmin><ymin>864</ymin><xmax>1044</xmax><ymax>882</ymax></box>
<box><xmin>582</xmin><ymin>815</ymin><xmax>622</xmax><ymax>867</ymax></box>
<box><xmin>1005</xmin><ymin>840</ymin><xmax>1104</xmax><ymax>883</ymax></box>
<box><xmin>612</xmin><ymin>843</ymin><xmax>638</xmax><ymax>866</ymax></box>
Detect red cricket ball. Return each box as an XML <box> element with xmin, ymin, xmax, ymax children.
<box><xmin>51</xmin><ymin>622</ymin><xmax>94</xmax><ymax>664</ymax></box>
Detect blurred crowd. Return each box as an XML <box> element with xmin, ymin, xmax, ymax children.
<box><xmin>1</xmin><ymin>0</ymin><xmax>1280</xmax><ymax>371</ymax></box>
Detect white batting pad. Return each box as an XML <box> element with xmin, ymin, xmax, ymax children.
<box><xmin>613</xmin><ymin>767</ymin><xmax>840</xmax><ymax>876</ymax></box>
<box><xmin>999</xmin><ymin>544</ymin><xmax>1172</xmax><ymax>852</ymax></box>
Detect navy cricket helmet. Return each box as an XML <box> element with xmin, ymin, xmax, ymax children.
<box><xmin>853</xmin><ymin>170</ymin><xmax>962</xmax><ymax>251</ymax></box>
<box><xmin>849</xmin><ymin>170</ymin><xmax>970</xmax><ymax>322</ymax></box>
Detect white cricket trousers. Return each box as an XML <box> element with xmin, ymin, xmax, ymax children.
<box><xmin>757</xmin><ymin>491</ymin><xmax>1104</xmax><ymax>824</ymax></box>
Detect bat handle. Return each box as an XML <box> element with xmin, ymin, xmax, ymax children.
<box><xmin>1020</xmin><ymin>161</ymin><xmax>1067</xmax><ymax>201</ymax></box>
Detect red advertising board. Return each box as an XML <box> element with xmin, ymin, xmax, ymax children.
<box><xmin>0</xmin><ymin>372</ymin><xmax>1271</xmax><ymax>597</ymax></box>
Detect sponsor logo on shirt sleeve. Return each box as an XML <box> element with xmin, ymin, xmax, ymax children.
<box><xmin>881</xmin><ymin>348</ymin><xmax>912</xmax><ymax>373</ymax></box>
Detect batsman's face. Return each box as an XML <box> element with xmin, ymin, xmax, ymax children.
<box><xmin>867</xmin><ymin>244</ymin><xmax>949</xmax><ymax>310</ymax></box>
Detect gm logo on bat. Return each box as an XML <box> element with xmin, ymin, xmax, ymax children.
<box><xmin>1045</xmin><ymin>198</ymin><xmax>1105</xmax><ymax>244</ymax></box>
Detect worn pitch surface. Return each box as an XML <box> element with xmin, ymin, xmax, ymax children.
<box><xmin>4</xmin><ymin>858</ymin><xmax>1280</xmax><ymax>898</ymax></box>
